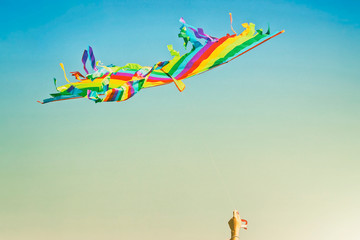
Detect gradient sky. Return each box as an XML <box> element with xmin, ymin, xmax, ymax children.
<box><xmin>1</xmin><ymin>0</ymin><xmax>359</xmax><ymax>240</ymax></box>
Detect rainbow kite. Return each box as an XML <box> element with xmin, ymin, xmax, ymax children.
<box><xmin>38</xmin><ymin>14</ymin><xmax>284</xmax><ymax>104</ymax></box>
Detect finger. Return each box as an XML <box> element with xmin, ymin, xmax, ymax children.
<box><xmin>233</xmin><ymin>209</ymin><xmax>237</xmax><ymax>218</ymax></box>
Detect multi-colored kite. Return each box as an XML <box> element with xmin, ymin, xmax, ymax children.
<box><xmin>38</xmin><ymin>14</ymin><xmax>284</xmax><ymax>104</ymax></box>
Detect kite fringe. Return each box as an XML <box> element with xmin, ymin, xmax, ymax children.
<box><xmin>82</xmin><ymin>49</ymin><xmax>89</xmax><ymax>74</ymax></box>
<box><xmin>88</xmin><ymin>46</ymin><xmax>98</xmax><ymax>71</ymax></box>
<box><xmin>59</xmin><ymin>63</ymin><xmax>72</xmax><ymax>83</ymax></box>
<box><xmin>229</xmin><ymin>13</ymin><xmax>237</xmax><ymax>35</ymax></box>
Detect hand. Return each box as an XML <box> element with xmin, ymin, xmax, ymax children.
<box><xmin>228</xmin><ymin>210</ymin><xmax>241</xmax><ymax>237</ymax></box>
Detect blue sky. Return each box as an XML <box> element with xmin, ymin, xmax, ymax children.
<box><xmin>1</xmin><ymin>1</ymin><xmax>360</xmax><ymax>240</ymax></box>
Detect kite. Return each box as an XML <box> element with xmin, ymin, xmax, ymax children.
<box><xmin>38</xmin><ymin>14</ymin><xmax>284</xmax><ymax>104</ymax></box>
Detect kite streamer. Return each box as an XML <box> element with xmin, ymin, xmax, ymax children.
<box><xmin>229</xmin><ymin>13</ymin><xmax>237</xmax><ymax>35</ymax></box>
<box><xmin>38</xmin><ymin>15</ymin><xmax>284</xmax><ymax>104</ymax></box>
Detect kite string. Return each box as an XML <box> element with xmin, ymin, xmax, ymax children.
<box><xmin>206</xmin><ymin>145</ymin><xmax>235</xmax><ymax>207</ymax></box>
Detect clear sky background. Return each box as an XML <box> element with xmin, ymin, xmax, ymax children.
<box><xmin>1</xmin><ymin>0</ymin><xmax>359</xmax><ymax>240</ymax></box>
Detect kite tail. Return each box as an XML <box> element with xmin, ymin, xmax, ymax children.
<box><xmin>178</xmin><ymin>17</ymin><xmax>218</xmax><ymax>48</ymax></box>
